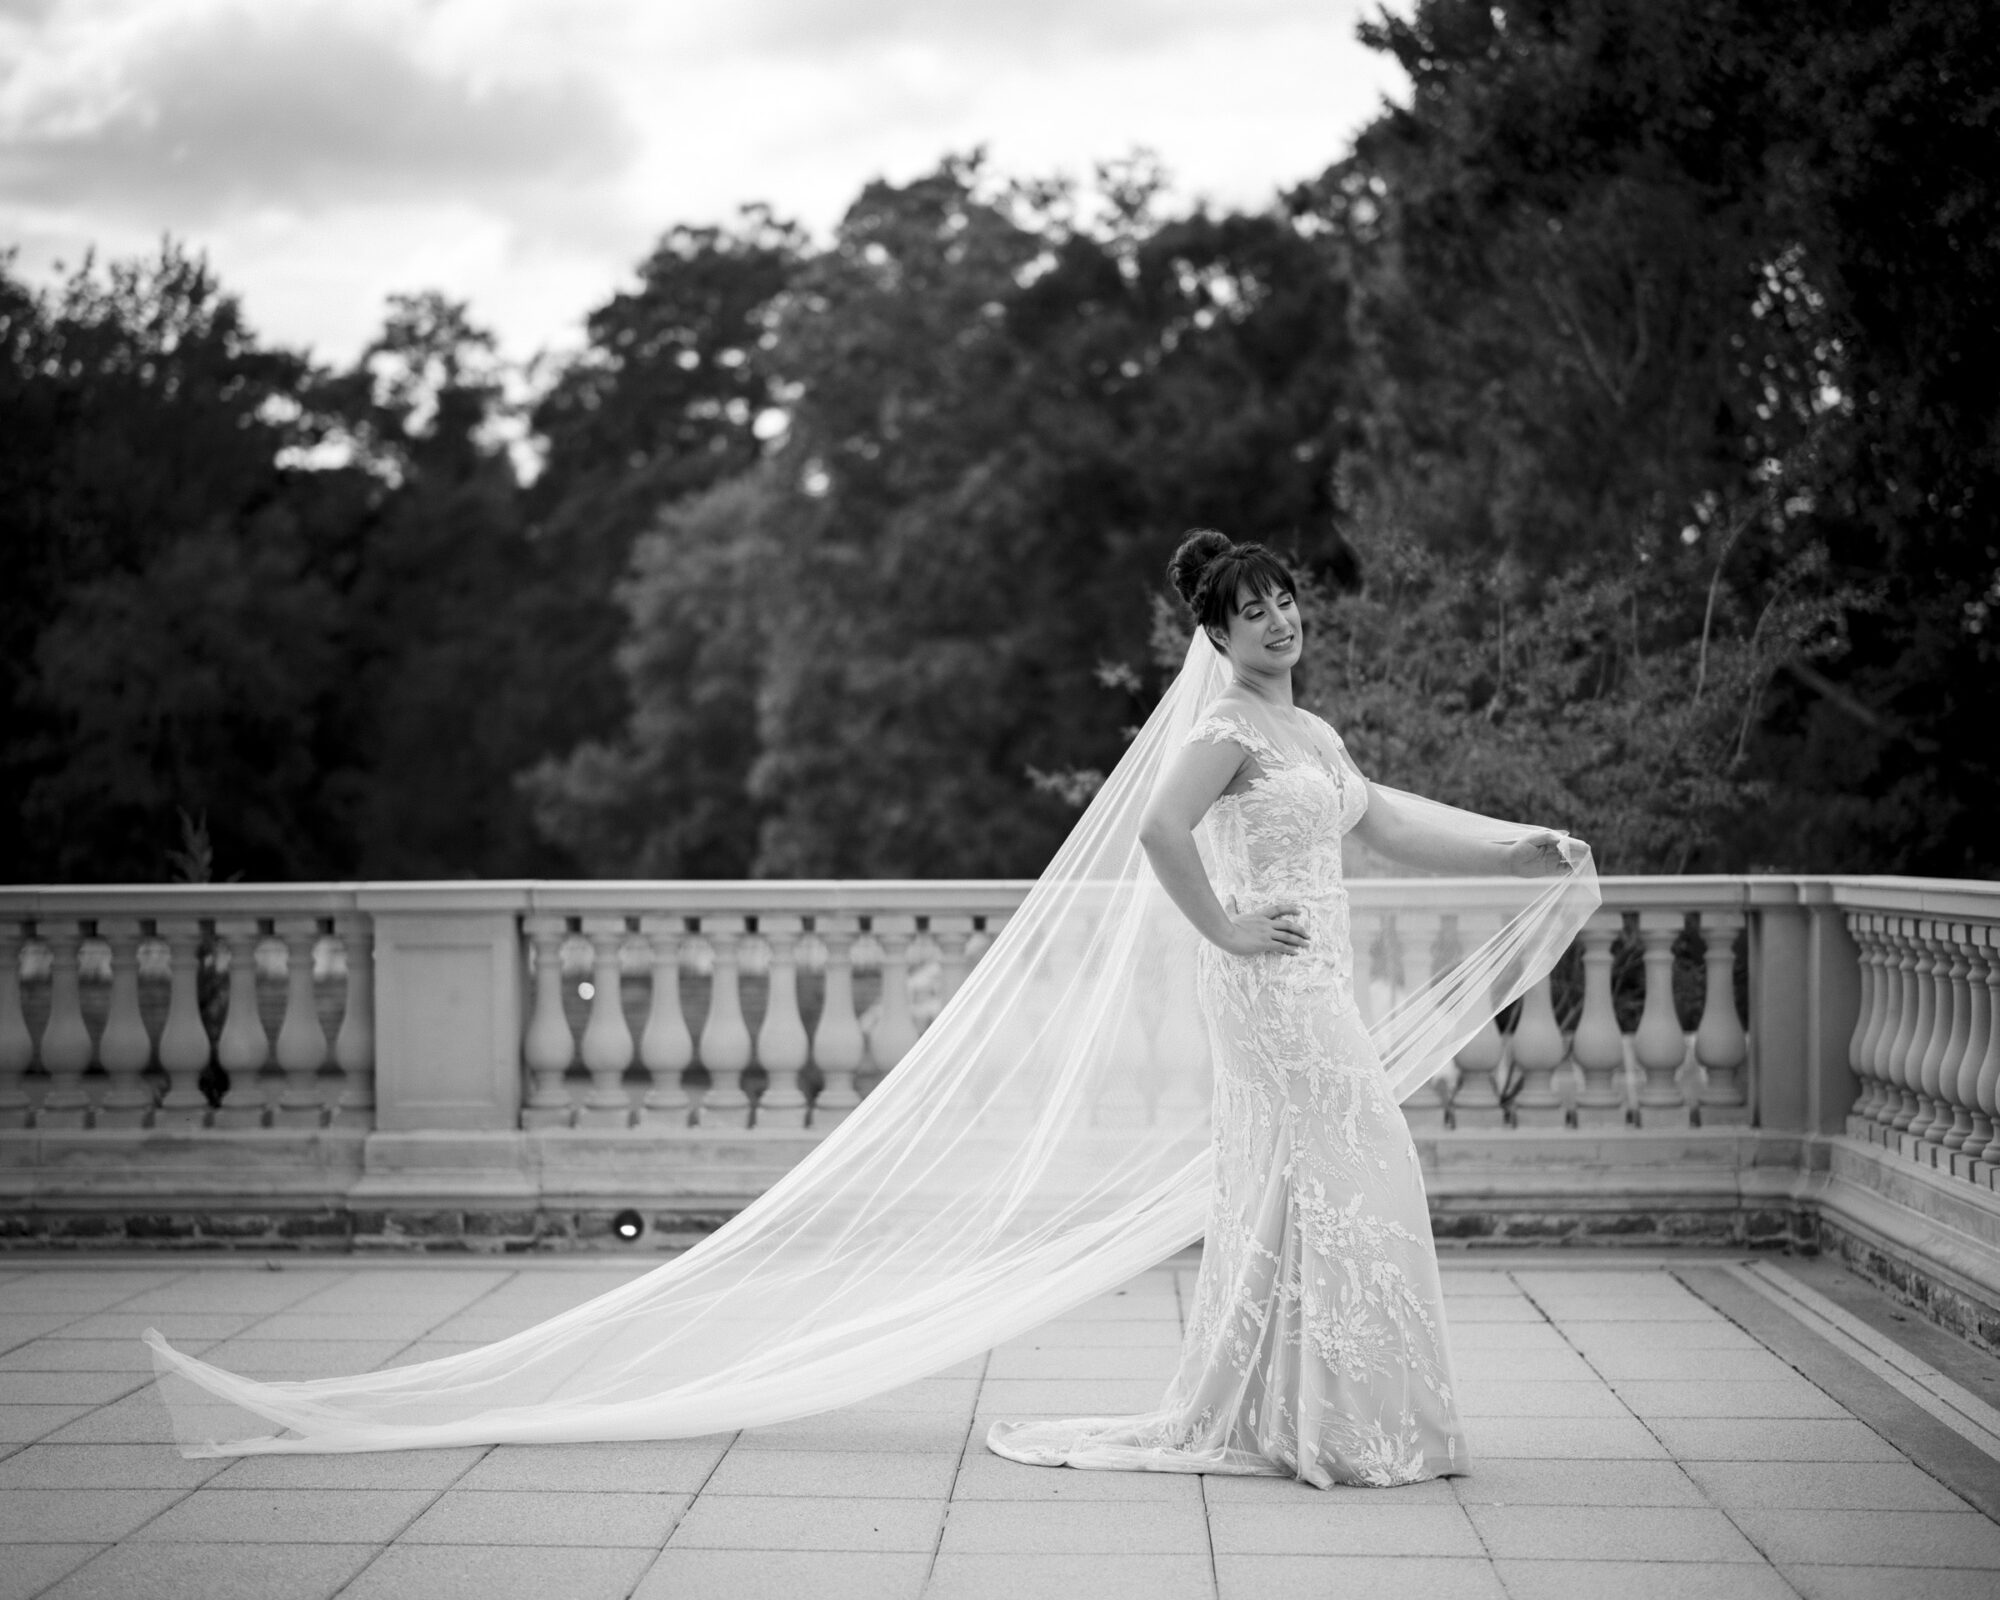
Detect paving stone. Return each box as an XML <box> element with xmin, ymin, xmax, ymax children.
<box><xmin>1467</xmin><ymin>1502</ymin><xmax>1765</xmax><ymax>1561</ymax></box>
<box><xmin>930</xmin><ymin>1552</ymin><xmax>1215</xmax><ymax>1600</ymax></box>
<box><xmin>0</xmin><ymin>1442</ymin><xmax>226</xmax><ymax>1490</ymax></box>
<box><xmin>1779</xmin><ymin>1565</ymin><xmax>2000</xmax><ymax>1600</ymax></box>
<box><xmin>0</xmin><ymin>1405</ymin><xmax>92</xmax><ymax>1444</ymax></box>
<box><xmin>1441</xmin><ymin>1298</ymin><xmax>1549</xmax><ymax>1322</ymax></box>
<box><xmin>735</xmin><ymin>1411</ymin><xmax>966</xmax><ymax>1453</ymax></box>
<box><xmin>1207</xmin><ymin>1500</ymin><xmax>1485</xmax><ymax>1556</ymax></box>
<box><xmin>209</xmin><ymin>1445</ymin><xmax>485</xmax><ymax>1490</ymax></box>
<box><xmin>41</xmin><ymin>1541</ymin><xmax>378</xmax><ymax>1600</ymax></box>
<box><xmin>843</xmin><ymin>1377</ymin><xmax>979</xmax><ymax>1414</ymax></box>
<box><xmin>1450</xmin><ymin>1348</ymin><xmax>1599</xmax><ymax>1383</ymax></box>
<box><xmin>282</xmin><ymin>1272</ymin><xmax>508</xmax><ymax>1317</ymax></box>
<box><xmin>192</xmin><ymin>1339</ymin><xmax>411</xmax><ymax>1378</ymax></box>
<box><xmin>985</xmin><ymin>1344</ymin><xmax>1183</xmax><ymax>1380</ymax></box>
<box><xmin>1647</xmin><ymin>1418</ymin><xmax>1904</xmax><ymax>1462</ymax></box>
<box><xmin>0</xmin><ymin>1486</ymin><xmax>183</xmax><ymax>1541</ymax></box>
<box><xmin>1451</xmin><ymin>1457</ymin><xmax>1707</xmax><ymax>1506</ymax></box>
<box><xmin>41</xmin><ymin>1390</ymin><xmax>178</xmax><ymax>1444</ymax></box>
<box><xmin>1727</xmin><ymin>1507</ymin><xmax>2000</xmax><ymax>1567</ymax></box>
<box><xmin>703</xmin><ymin>1446</ymin><xmax>956</xmax><ymax>1498</ymax></box>
<box><xmin>992</xmin><ymin>1320</ymin><xmax>1183</xmax><ymax>1348</ymax></box>
<box><xmin>1437</xmin><ymin>1271</ymin><xmax>1525</xmax><ymax>1295</ymax></box>
<box><xmin>237</xmin><ymin>1313</ymin><xmax>451</xmax><ymax>1342</ymax></box>
<box><xmin>951</xmin><ymin>1448</ymin><xmax>1204</xmax><ymax>1501</ymax></box>
<box><xmin>1530</xmin><ymin>1295</ymin><xmax>1728</xmax><ymax>1322</ymax></box>
<box><xmin>0</xmin><ymin>1275</ymin><xmax>177</xmax><ymax>1313</ymax></box>
<box><xmin>56</xmin><ymin>1313</ymin><xmax>260</xmax><ymax>1342</ymax></box>
<box><xmin>0</xmin><ymin>1543</ymin><xmax>99</xmax><ymax>1600</ymax></box>
<box><xmin>976</xmin><ymin>1378</ymin><xmax>1168</xmax><ymax>1414</ymax></box>
<box><xmin>0</xmin><ymin>1314</ymin><xmax>82</xmax><ymax>1349</ymax></box>
<box><xmin>1558</xmin><ymin>1319</ymin><xmax>1763</xmax><ymax>1351</ymax></box>
<box><xmin>1609</xmin><ymin>1378</ymin><xmax>1848</xmax><ymax>1418</ymax></box>
<box><xmin>1685</xmin><ymin>1460</ymin><xmax>1976</xmax><ymax>1512</ymax></box>
<box><xmin>1454</xmin><ymin>1379</ymin><xmax>1629</xmax><ymax>1418</ymax></box>
<box><xmin>114</xmin><ymin>1274</ymin><xmax>347</xmax><ymax>1315</ymax></box>
<box><xmin>400</xmin><ymin>1488</ymin><xmax>688</xmax><ymax>1546</ymax></box>
<box><xmin>941</xmin><ymin>1497</ymin><xmax>1208</xmax><ymax>1554</ymax></box>
<box><xmin>1197</xmin><ymin>1471</ymin><xmax>1457</xmax><ymax>1505</ymax></box>
<box><xmin>341</xmin><ymin>1543</ymin><xmax>653</xmax><ymax>1600</ymax></box>
<box><xmin>0</xmin><ymin>1370</ymin><xmax>146</xmax><ymax>1405</ymax></box>
<box><xmin>1511</xmin><ymin>1272</ymin><xmax>1697</xmax><ymax>1296</ymax></box>
<box><xmin>0</xmin><ymin>1337</ymin><xmax>212</xmax><ymax>1373</ymax></box>
<box><xmin>128</xmin><ymin>1486</ymin><xmax>436</xmax><ymax>1543</ymax></box>
<box><xmin>669</xmin><ymin>1492</ymin><xmax>944</xmax><ymax>1551</ymax></box>
<box><xmin>1444</xmin><ymin>1322</ymin><xmax>1576</xmax><ymax>1350</ymax></box>
<box><xmin>1216</xmin><ymin>1553</ymin><xmax>1506</xmax><ymax>1600</ymax></box>
<box><xmin>1491</xmin><ymin>1558</ymin><xmax>1799</xmax><ymax>1599</ymax></box>
<box><xmin>455</xmin><ymin>1439</ymin><xmax>727</xmax><ymax>1493</ymax></box>
<box><xmin>632</xmin><ymin>1548</ymin><xmax>930</xmax><ymax>1600</ymax></box>
<box><xmin>1583</xmin><ymin>1347</ymin><xmax>1805</xmax><ymax>1382</ymax></box>
<box><xmin>1460</xmin><ymin>1415</ymin><xmax>1668</xmax><ymax>1459</ymax></box>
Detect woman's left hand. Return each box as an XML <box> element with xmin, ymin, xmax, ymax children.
<box><xmin>1506</xmin><ymin>830</ymin><xmax>1572</xmax><ymax>878</ymax></box>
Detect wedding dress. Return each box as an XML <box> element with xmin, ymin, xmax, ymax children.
<box><xmin>989</xmin><ymin>706</ymin><xmax>1466</xmax><ymax>1485</ymax></box>
<box><xmin>146</xmin><ymin>634</ymin><xmax>1596</xmax><ymax>1459</ymax></box>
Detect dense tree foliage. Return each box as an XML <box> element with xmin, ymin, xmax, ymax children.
<box><xmin>3</xmin><ymin>0</ymin><xmax>1992</xmax><ymax>882</ymax></box>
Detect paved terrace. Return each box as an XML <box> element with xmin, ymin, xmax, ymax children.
<box><xmin>1</xmin><ymin>1252</ymin><xmax>1998</xmax><ymax>1600</ymax></box>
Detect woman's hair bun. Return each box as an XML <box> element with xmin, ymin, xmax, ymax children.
<box><xmin>1168</xmin><ymin>528</ymin><xmax>1235</xmax><ymax>609</ymax></box>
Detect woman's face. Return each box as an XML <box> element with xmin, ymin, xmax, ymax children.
<box><xmin>1209</xmin><ymin>581</ymin><xmax>1302</xmax><ymax>674</ymax></box>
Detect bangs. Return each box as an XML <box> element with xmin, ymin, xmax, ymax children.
<box><xmin>1225</xmin><ymin>549</ymin><xmax>1296</xmax><ymax>612</ymax></box>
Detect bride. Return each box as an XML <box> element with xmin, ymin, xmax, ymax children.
<box><xmin>146</xmin><ymin>531</ymin><xmax>1597</xmax><ymax>1467</ymax></box>
<box><xmin>990</xmin><ymin>531</ymin><xmax>1574</xmax><ymax>1486</ymax></box>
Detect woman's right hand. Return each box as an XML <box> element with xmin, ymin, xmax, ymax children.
<box><xmin>1221</xmin><ymin>904</ymin><xmax>1309</xmax><ymax>957</ymax></box>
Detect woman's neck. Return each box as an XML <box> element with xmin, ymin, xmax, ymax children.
<box><xmin>1225</xmin><ymin>665</ymin><xmax>1294</xmax><ymax>711</ymax></box>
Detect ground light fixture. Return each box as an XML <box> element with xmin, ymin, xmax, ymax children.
<box><xmin>612</xmin><ymin>1209</ymin><xmax>645</xmax><ymax>1242</ymax></box>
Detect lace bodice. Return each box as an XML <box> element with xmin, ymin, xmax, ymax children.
<box><xmin>1185</xmin><ymin>704</ymin><xmax>1370</xmax><ymax>1015</ymax></box>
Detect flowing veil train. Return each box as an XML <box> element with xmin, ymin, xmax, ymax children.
<box><xmin>146</xmin><ymin>633</ymin><xmax>1599</xmax><ymax>1457</ymax></box>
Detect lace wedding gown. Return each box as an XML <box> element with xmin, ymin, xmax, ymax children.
<box><xmin>987</xmin><ymin>704</ymin><xmax>1468</xmax><ymax>1487</ymax></box>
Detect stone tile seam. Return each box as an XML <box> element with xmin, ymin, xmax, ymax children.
<box><xmin>1727</xmin><ymin>1263</ymin><xmax>2000</xmax><ymax>1460</ymax></box>
<box><xmin>1739</xmin><ymin>1260</ymin><xmax>2000</xmax><ymax>1433</ymax></box>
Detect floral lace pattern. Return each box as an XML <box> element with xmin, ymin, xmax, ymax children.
<box><xmin>988</xmin><ymin>705</ymin><xmax>1468</xmax><ymax>1488</ymax></box>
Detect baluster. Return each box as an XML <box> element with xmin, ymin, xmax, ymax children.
<box><xmin>1694</xmin><ymin>911</ymin><xmax>1750</xmax><ymax>1124</ymax></box>
<box><xmin>213</xmin><ymin>920</ymin><xmax>270</xmax><ymax>1129</ymax></box>
<box><xmin>932</xmin><ymin>914</ymin><xmax>976</xmax><ymax>1007</ymax></box>
<box><xmin>95</xmin><ymin>919</ymin><xmax>154</xmax><ymax>1128</ymax></box>
<box><xmin>1510</xmin><ymin>973</ymin><xmax>1567</xmax><ymax>1128</ymax></box>
<box><xmin>697</xmin><ymin>916</ymin><xmax>753</xmax><ymax>1126</ymax></box>
<box><xmin>1847</xmin><ymin>914</ymin><xmax>1885</xmax><ymax>1126</ymax></box>
<box><xmin>638</xmin><ymin>916</ymin><xmax>692</xmax><ymax>1127</ymax></box>
<box><xmin>1451</xmin><ymin>913</ymin><xmax>1507</xmax><ymax>1130</ymax></box>
<box><xmin>0</xmin><ymin>920</ymin><xmax>32</xmax><ymax>1127</ymax></box>
<box><xmin>1397</xmin><ymin>915</ymin><xmax>1450</xmax><ymax>1131</ymax></box>
<box><xmin>1973</xmin><ymin>926</ymin><xmax>2000</xmax><ymax>1167</ymax></box>
<box><xmin>37</xmin><ymin>920</ymin><xmax>94</xmax><ymax>1128</ymax></box>
<box><xmin>1632</xmin><ymin>911</ymin><xmax>1688</xmax><ymax>1126</ymax></box>
<box><xmin>1911</xmin><ymin>922</ymin><xmax>1963</xmax><ymax>1152</ymax></box>
<box><xmin>576</xmin><ymin>918</ymin><xmax>636</xmax><ymax>1128</ymax></box>
<box><xmin>155</xmin><ymin>919</ymin><xmax>211</xmax><ymax>1130</ymax></box>
<box><xmin>1869</xmin><ymin>918</ymin><xmax>1908</xmax><ymax>1128</ymax></box>
<box><xmin>865</xmin><ymin>913</ymin><xmax>920</xmax><ymax>1098</ymax></box>
<box><xmin>273</xmin><ymin>919</ymin><xmax>330</xmax><ymax>1128</ymax></box>
<box><xmin>522</xmin><ymin>916</ymin><xmax>576</xmax><ymax>1129</ymax></box>
<box><xmin>1937</xmin><ymin>927</ymin><xmax>1977</xmax><ymax>1153</ymax></box>
<box><xmin>331</xmin><ymin>915</ymin><xmax>375</xmax><ymax>1129</ymax></box>
<box><xmin>1901</xmin><ymin>921</ymin><xmax>1946</xmax><ymax>1146</ymax></box>
<box><xmin>756</xmin><ymin>915</ymin><xmax>810</xmax><ymax>1128</ymax></box>
<box><xmin>1571</xmin><ymin>912</ymin><xmax>1626</xmax><ymax>1127</ymax></box>
<box><xmin>811</xmin><ymin>915</ymin><xmax>865</xmax><ymax>1127</ymax></box>
<box><xmin>1882</xmin><ymin>918</ymin><xmax>1925</xmax><ymax>1131</ymax></box>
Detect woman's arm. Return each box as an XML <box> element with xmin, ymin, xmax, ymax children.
<box><xmin>1350</xmin><ymin>782</ymin><xmax>1570</xmax><ymax>878</ymax></box>
<box><xmin>1139</xmin><ymin>740</ymin><xmax>1308</xmax><ymax>956</ymax></box>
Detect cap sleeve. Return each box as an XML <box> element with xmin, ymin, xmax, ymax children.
<box><xmin>1184</xmin><ymin>711</ymin><xmax>1284</xmax><ymax>769</ymax></box>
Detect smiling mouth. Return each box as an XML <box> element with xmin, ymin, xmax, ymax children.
<box><xmin>1267</xmin><ymin>634</ymin><xmax>1296</xmax><ymax>648</ymax></box>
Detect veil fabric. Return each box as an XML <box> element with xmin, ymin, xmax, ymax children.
<box><xmin>146</xmin><ymin>633</ymin><xmax>1599</xmax><ymax>1456</ymax></box>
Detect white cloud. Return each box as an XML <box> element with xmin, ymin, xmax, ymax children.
<box><xmin>0</xmin><ymin>0</ymin><xmax>1407</xmax><ymax>364</ymax></box>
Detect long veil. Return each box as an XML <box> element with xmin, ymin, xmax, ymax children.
<box><xmin>146</xmin><ymin>633</ymin><xmax>1599</xmax><ymax>1456</ymax></box>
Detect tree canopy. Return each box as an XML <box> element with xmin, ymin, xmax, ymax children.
<box><xmin>4</xmin><ymin>0</ymin><xmax>1994</xmax><ymax>883</ymax></box>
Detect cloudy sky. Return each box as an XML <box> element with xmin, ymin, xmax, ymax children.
<box><xmin>0</xmin><ymin>0</ymin><xmax>1407</xmax><ymax>366</ymax></box>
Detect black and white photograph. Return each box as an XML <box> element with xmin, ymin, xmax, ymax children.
<box><xmin>1</xmin><ymin>1</ymin><xmax>1998</xmax><ymax>1596</ymax></box>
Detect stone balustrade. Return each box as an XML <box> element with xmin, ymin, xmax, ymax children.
<box><xmin>1</xmin><ymin>875</ymin><xmax>1997</xmax><ymax>1347</ymax></box>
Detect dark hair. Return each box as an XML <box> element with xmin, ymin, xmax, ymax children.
<box><xmin>1167</xmin><ymin>529</ymin><xmax>1297</xmax><ymax>648</ymax></box>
